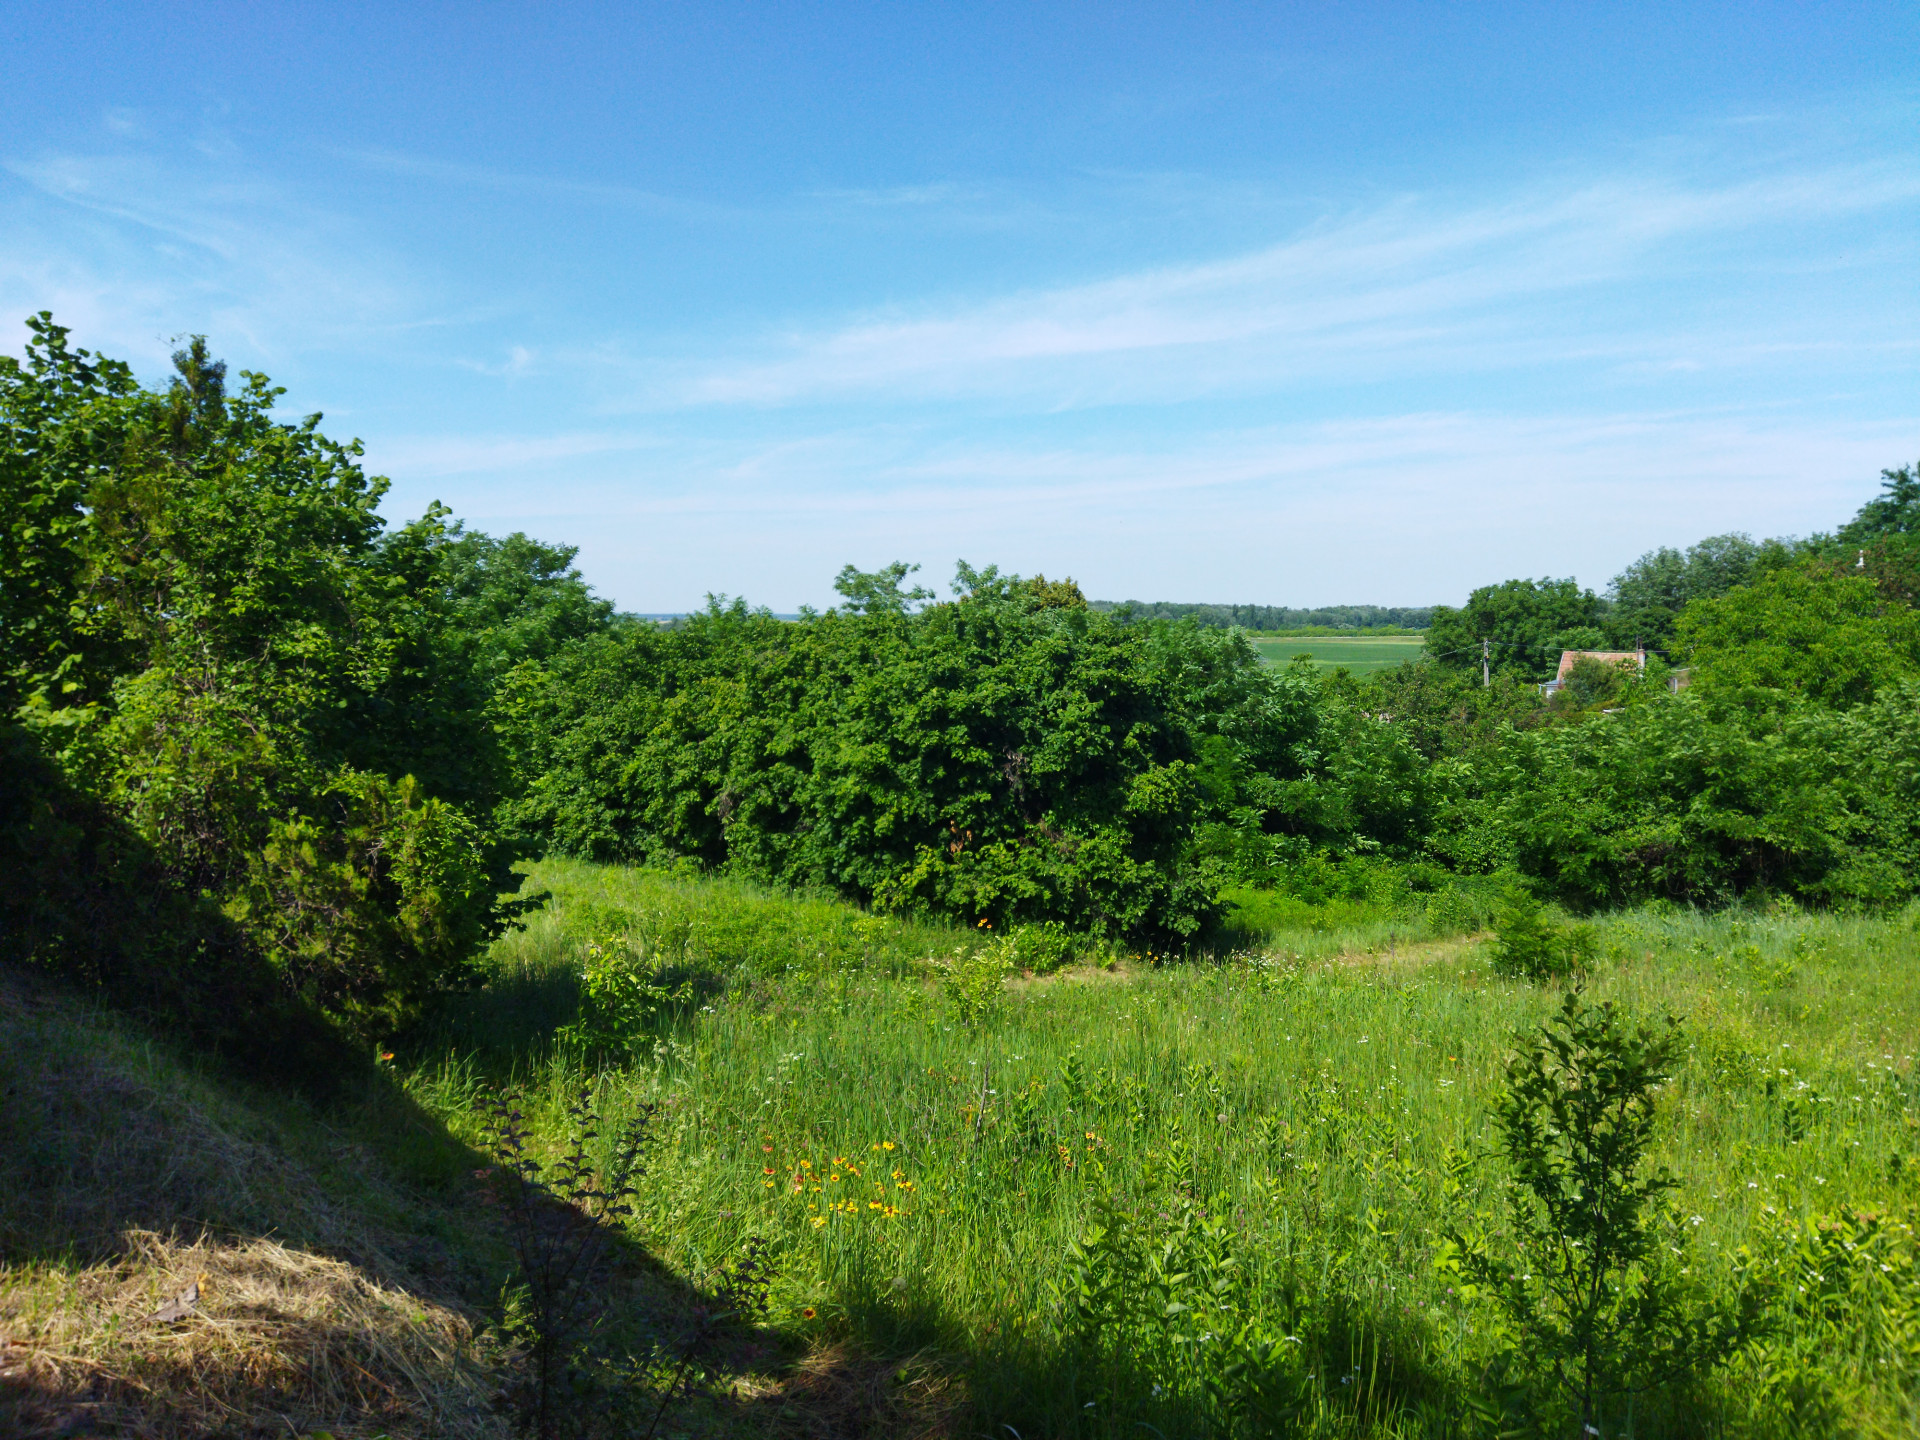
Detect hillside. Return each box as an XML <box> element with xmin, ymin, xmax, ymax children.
<box><xmin>8</xmin><ymin>859</ymin><xmax>1920</xmax><ymax>1437</ymax></box>
<box><xmin>0</xmin><ymin>969</ymin><xmax>899</xmax><ymax>1439</ymax></box>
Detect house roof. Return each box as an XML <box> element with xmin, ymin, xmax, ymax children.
<box><xmin>1555</xmin><ymin>649</ymin><xmax>1645</xmax><ymax>681</ymax></box>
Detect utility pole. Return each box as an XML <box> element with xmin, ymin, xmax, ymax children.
<box><xmin>1482</xmin><ymin>637</ymin><xmax>1490</xmax><ymax>688</ymax></box>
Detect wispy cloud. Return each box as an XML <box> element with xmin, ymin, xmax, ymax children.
<box><xmin>4</xmin><ymin>106</ymin><xmax>1916</xmax><ymax>612</ymax></box>
<box><xmin>654</xmin><ymin>159</ymin><xmax>1920</xmax><ymax>409</ymax></box>
<box><xmin>803</xmin><ymin>181</ymin><xmax>995</xmax><ymax>208</ymax></box>
<box><xmin>331</xmin><ymin>146</ymin><xmax>745</xmax><ymax>222</ymax></box>
<box><xmin>440</xmin><ymin>407</ymin><xmax>1913</xmax><ymax>609</ymax></box>
<box><xmin>365</xmin><ymin>429</ymin><xmax>666</xmax><ymax>479</ymax></box>
<box><xmin>0</xmin><ymin>147</ymin><xmax>432</xmax><ymax>370</ymax></box>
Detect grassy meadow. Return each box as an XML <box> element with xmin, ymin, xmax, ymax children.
<box><xmin>400</xmin><ymin>859</ymin><xmax>1920</xmax><ymax>1438</ymax></box>
<box><xmin>1251</xmin><ymin>635</ymin><xmax>1430</xmax><ymax>674</ymax></box>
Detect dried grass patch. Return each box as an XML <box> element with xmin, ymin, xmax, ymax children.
<box><xmin>0</xmin><ymin>1229</ymin><xmax>509</xmax><ymax>1440</ymax></box>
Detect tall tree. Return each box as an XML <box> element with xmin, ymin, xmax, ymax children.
<box><xmin>1424</xmin><ymin>577</ymin><xmax>1605</xmax><ymax>681</ymax></box>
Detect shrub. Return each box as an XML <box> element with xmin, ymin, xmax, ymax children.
<box><xmin>1486</xmin><ymin>885</ymin><xmax>1595</xmax><ymax>980</ymax></box>
<box><xmin>1678</xmin><ymin>562</ymin><xmax>1920</xmax><ymax>709</ymax></box>
<box><xmin>231</xmin><ymin>772</ymin><xmax>504</xmax><ymax>1038</ymax></box>
<box><xmin>1007</xmin><ymin>920</ymin><xmax>1077</xmax><ymax>974</ymax></box>
<box><xmin>556</xmin><ymin>930</ymin><xmax>692</xmax><ymax>1057</ymax></box>
<box><xmin>941</xmin><ymin>940</ymin><xmax>1014</xmax><ymax>1026</ymax></box>
<box><xmin>1425</xmin><ymin>883</ymin><xmax>1492</xmax><ymax>937</ymax></box>
<box><xmin>1491</xmin><ymin>687</ymin><xmax>1920</xmax><ymax>909</ymax></box>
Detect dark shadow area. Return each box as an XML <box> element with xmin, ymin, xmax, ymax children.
<box><xmin>0</xmin><ymin>724</ymin><xmax>357</xmax><ymax>1092</ymax></box>
<box><xmin>409</xmin><ymin>959</ymin><xmax>729</xmax><ymax>1075</ymax></box>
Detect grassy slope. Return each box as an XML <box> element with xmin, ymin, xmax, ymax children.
<box><xmin>9</xmin><ymin>860</ymin><xmax>1918</xmax><ymax>1437</ymax></box>
<box><xmin>0</xmin><ymin>893</ymin><xmax>964</xmax><ymax>1440</ymax></box>
<box><xmin>405</xmin><ymin>861</ymin><xmax>1920</xmax><ymax>1438</ymax></box>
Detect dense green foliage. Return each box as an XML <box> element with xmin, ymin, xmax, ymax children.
<box><xmin>6</xmin><ymin>308</ymin><xmax>1919</xmax><ymax>1047</ymax></box>
<box><xmin>491</xmin><ymin>453</ymin><xmax>1920</xmax><ymax>925</ymax></box>
<box><xmin>1602</xmin><ymin>532</ymin><xmax>1777</xmax><ymax>649</ymax></box>
<box><xmin>1678</xmin><ymin>564</ymin><xmax>1920</xmax><ymax>709</ymax></box>
<box><xmin>1</xmin><ymin>316</ymin><xmax>607</xmax><ymax>1038</ymax></box>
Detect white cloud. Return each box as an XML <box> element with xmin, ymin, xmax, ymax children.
<box><xmin>0</xmin><ymin>148</ymin><xmax>431</xmax><ymax>372</ymax></box>
<box><xmin>364</xmin><ymin>430</ymin><xmax>666</xmax><ymax>479</ymax></box>
<box><xmin>330</xmin><ymin>146</ymin><xmax>742</xmax><ymax>222</ymax></box>
<box><xmin>652</xmin><ymin>160</ymin><xmax>1920</xmax><ymax>409</ymax></box>
<box><xmin>4</xmin><ymin>110</ymin><xmax>1915</xmax><ymax>613</ymax></box>
<box><xmin>386</xmin><ymin>405</ymin><xmax>1916</xmax><ymax>610</ymax></box>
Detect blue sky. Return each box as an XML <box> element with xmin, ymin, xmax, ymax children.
<box><xmin>3</xmin><ymin>3</ymin><xmax>1916</xmax><ymax>612</ymax></box>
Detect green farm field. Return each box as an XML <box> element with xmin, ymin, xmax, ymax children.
<box><xmin>391</xmin><ymin>859</ymin><xmax>1920</xmax><ymax>1439</ymax></box>
<box><xmin>1252</xmin><ymin>634</ymin><xmax>1429</xmax><ymax>674</ymax></box>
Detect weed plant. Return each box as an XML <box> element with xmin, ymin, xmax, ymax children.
<box><xmin>405</xmin><ymin>862</ymin><xmax>1920</xmax><ymax>1436</ymax></box>
<box><xmin>479</xmin><ymin>1087</ymin><xmax>653</xmax><ymax>1436</ymax></box>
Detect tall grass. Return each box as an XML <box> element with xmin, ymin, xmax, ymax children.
<box><xmin>405</xmin><ymin>861</ymin><xmax>1920</xmax><ymax>1436</ymax></box>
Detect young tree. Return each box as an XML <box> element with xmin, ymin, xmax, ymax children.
<box><xmin>1452</xmin><ymin>992</ymin><xmax>1763</xmax><ymax>1433</ymax></box>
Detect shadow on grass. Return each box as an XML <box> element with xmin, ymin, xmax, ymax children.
<box><xmin>0</xmin><ymin>961</ymin><xmax>971</xmax><ymax>1440</ymax></box>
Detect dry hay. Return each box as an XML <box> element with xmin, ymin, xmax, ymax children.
<box><xmin>0</xmin><ymin>1229</ymin><xmax>510</xmax><ymax>1440</ymax></box>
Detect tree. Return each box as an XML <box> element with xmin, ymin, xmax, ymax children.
<box><xmin>422</xmin><ymin>524</ymin><xmax>614</xmax><ymax>679</ymax></box>
<box><xmin>1603</xmin><ymin>533</ymin><xmax>1765</xmax><ymax>649</ymax></box>
<box><xmin>1834</xmin><ymin>461</ymin><xmax>1920</xmax><ymax>610</ymax></box>
<box><xmin>1424</xmin><ymin>577</ymin><xmax>1605</xmax><ymax>681</ymax></box>
<box><xmin>1451</xmin><ymin>992</ymin><xmax>1761</xmax><ymax>1433</ymax></box>
<box><xmin>2</xmin><ymin>315</ymin><xmax>539</xmax><ymax>1037</ymax></box>
<box><xmin>1838</xmin><ymin>460</ymin><xmax>1920</xmax><ymax>544</ymax></box>
<box><xmin>1676</xmin><ymin>562</ymin><xmax>1920</xmax><ymax>710</ymax></box>
<box><xmin>832</xmin><ymin>560</ymin><xmax>933</xmax><ymax>615</ymax></box>
<box><xmin>0</xmin><ymin>314</ymin><xmax>141</xmax><ymax>719</ymax></box>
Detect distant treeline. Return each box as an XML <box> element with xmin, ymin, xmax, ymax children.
<box><xmin>1092</xmin><ymin>601</ymin><xmax>1436</xmax><ymax>630</ymax></box>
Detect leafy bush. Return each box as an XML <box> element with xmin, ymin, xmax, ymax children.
<box><xmin>1488</xmin><ymin>686</ymin><xmax>1920</xmax><ymax>909</ymax></box>
<box><xmin>501</xmin><ymin>578</ymin><xmax>1232</xmax><ymax>944</ymax></box>
<box><xmin>1679</xmin><ymin>562</ymin><xmax>1920</xmax><ymax>709</ymax></box>
<box><xmin>941</xmin><ymin>941</ymin><xmax>1014</xmax><ymax>1026</ymax></box>
<box><xmin>556</xmin><ymin>929</ymin><xmax>692</xmax><ymax>1056</ymax></box>
<box><xmin>233</xmin><ymin>773</ymin><xmax>503</xmax><ymax>1035</ymax></box>
<box><xmin>479</xmin><ymin>1087</ymin><xmax>655</xmax><ymax>1436</ymax></box>
<box><xmin>1005</xmin><ymin>921</ymin><xmax>1078</xmax><ymax>974</ymax></box>
<box><xmin>1486</xmin><ymin>885</ymin><xmax>1595</xmax><ymax>979</ymax></box>
<box><xmin>1424</xmin><ymin>883</ymin><xmax>1491</xmax><ymax>937</ymax></box>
